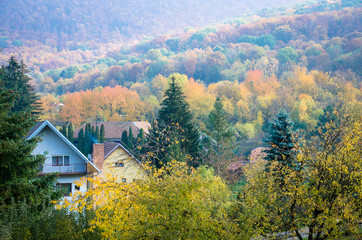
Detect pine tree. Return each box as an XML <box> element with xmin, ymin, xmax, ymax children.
<box><xmin>127</xmin><ymin>126</ymin><xmax>134</xmax><ymax>150</ymax></box>
<box><xmin>145</xmin><ymin>76</ymin><xmax>201</xmax><ymax>167</ymax></box>
<box><xmin>60</xmin><ymin>125</ymin><xmax>67</xmax><ymax>138</ymax></box>
<box><xmin>264</xmin><ymin>110</ymin><xmax>298</xmax><ymax>170</ymax></box>
<box><xmin>0</xmin><ymin>56</ymin><xmax>41</xmax><ymax>115</ymax></box>
<box><xmin>77</xmin><ymin>129</ymin><xmax>84</xmax><ymax>154</ymax></box>
<box><xmin>207</xmin><ymin>97</ymin><xmax>233</xmax><ymax>149</ymax></box>
<box><xmin>100</xmin><ymin>124</ymin><xmax>105</xmax><ymax>143</ymax></box>
<box><xmin>95</xmin><ymin>125</ymin><xmax>100</xmax><ymax>143</ymax></box>
<box><xmin>84</xmin><ymin>123</ymin><xmax>92</xmax><ymax>156</ymax></box>
<box><xmin>0</xmin><ymin>71</ymin><xmax>60</xmax><ymax>206</ymax></box>
<box><xmin>121</xmin><ymin>130</ymin><xmax>128</xmax><ymax>147</ymax></box>
<box><xmin>68</xmin><ymin>123</ymin><xmax>74</xmax><ymax>143</ymax></box>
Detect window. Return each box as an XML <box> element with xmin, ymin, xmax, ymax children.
<box><xmin>52</xmin><ymin>155</ymin><xmax>70</xmax><ymax>166</ymax></box>
<box><xmin>115</xmin><ymin>162</ymin><xmax>124</xmax><ymax>167</ymax></box>
<box><xmin>75</xmin><ymin>185</ymin><xmax>80</xmax><ymax>191</ymax></box>
<box><xmin>56</xmin><ymin>183</ymin><xmax>72</xmax><ymax>196</ymax></box>
<box><xmin>122</xmin><ymin>178</ymin><xmax>127</xmax><ymax>183</ymax></box>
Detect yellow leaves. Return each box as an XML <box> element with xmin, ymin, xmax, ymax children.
<box><xmin>58</xmin><ymin>160</ymin><xmax>237</xmax><ymax>239</ymax></box>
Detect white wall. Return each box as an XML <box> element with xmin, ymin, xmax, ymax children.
<box><xmin>57</xmin><ymin>174</ymin><xmax>87</xmax><ymax>201</ymax></box>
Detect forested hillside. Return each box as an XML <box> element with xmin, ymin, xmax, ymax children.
<box><xmin>1</xmin><ymin>0</ymin><xmax>361</xmax><ymax>150</ymax></box>
<box><xmin>0</xmin><ymin>0</ymin><xmax>298</xmax><ymax>47</ymax></box>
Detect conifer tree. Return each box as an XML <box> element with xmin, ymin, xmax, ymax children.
<box><xmin>145</xmin><ymin>76</ymin><xmax>201</xmax><ymax>167</ymax></box>
<box><xmin>84</xmin><ymin>123</ymin><xmax>92</xmax><ymax>156</ymax></box>
<box><xmin>207</xmin><ymin>97</ymin><xmax>233</xmax><ymax>149</ymax></box>
<box><xmin>100</xmin><ymin>124</ymin><xmax>105</xmax><ymax>143</ymax></box>
<box><xmin>121</xmin><ymin>130</ymin><xmax>128</xmax><ymax>147</ymax></box>
<box><xmin>95</xmin><ymin>125</ymin><xmax>100</xmax><ymax>143</ymax></box>
<box><xmin>0</xmin><ymin>56</ymin><xmax>41</xmax><ymax>115</ymax></box>
<box><xmin>0</xmin><ymin>68</ymin><xmax>60</xmax><ymax>206</ymax></box>
<box><xmin>264</xmin><ymin>110</ymin><xmax>298</xmax><ymax>170</ymax></box>
<box><xmin>68</xmin><ymin>123</ymin><xmax>74</xmax><ymax>143</ymax></box>
<box><xmin>127</xmin><ymin>126</ymin><xmax>134</xmax><ymax>150</ymax></box>
<box><xmin>60</xmin><ymin>125</ymin><xmax>67</xmax><ymax>138</ymax></box>
<box><xmin>77</xmin><ymin>129</ymin><xmax>84</xmax><ymax>154</ymax></box>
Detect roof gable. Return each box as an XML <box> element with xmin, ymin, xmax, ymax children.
<box><xmin>27</xmin><ymin>120</ymin><xmax>100</xmax><ymax>173</ymax></box>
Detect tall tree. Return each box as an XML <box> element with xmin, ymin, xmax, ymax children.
<box><xmin>0</xmin><ymin>69</ymin><xmax>60</xmax><ymax>206</ymax></box>
<box><xmin>145</xmin><ymin>76</ymin><xmax>201</xmax><ymax>167</ymax></box>
<box><xmin>77</xmin><ymin>129</ymin><xmax>85</xmax><ymax>154</ymax></box>
<box><xmin>206</xmin><ymin>97</ymin><xmax>233</xmax><ymax>149</ymax></box>
<box><xmin>60</xmin><ymin>125</ymin><xmax>67</xmax><ymax>138</ymax></box>
<box><xmin>68</xmin><ymin>123</ymin><xmax>74</xmax><ymax>143</ymax></box>
<box><xmin>0</xmin><ymin>56</ymin><xmax>41</xmax><ymax>115</ymax></box>
<box><xmin>100</xmin><ymin>124</ymin><xmax>105</xmax><ymax>143</ymax></box>
<box><xmin>264</xmin><ymin>110</ymin><xmax>298</xmax><ymax>171</ymax></box>
<box><xmin>121</xmin><ymin>130</ymin><xmax>128</xmax><ymax>148</ymax></box>
<box><xmin>95</xmin><ymin>125</ymin><xmax>100</xmax><ymax>143</ymax></box>
<box><xmin>127</xmin><ymin>126</ymin><xmax>135</xmax><ymax>150</ymax></box>
<box><xmin>205</xmin><ymin>97</ymin><xmax>235</xmax><ymax>179</ymax></box>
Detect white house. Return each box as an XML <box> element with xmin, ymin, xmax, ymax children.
<box><xmin>27</xmin><ymin>120</ymin><xmax>100</xmax><ymax>200</ymax></box>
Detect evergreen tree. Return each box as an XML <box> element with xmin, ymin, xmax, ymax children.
<box><xmin>0</xmin><ymin>75</ymin><xmax>60</xmax><ymax>206</ymax></box>
<box><xmin>127</xmin><ymin>126</ymin><xmax>135</xmax><ymax>150</ymax></box>
<box><xmin>100</xmin><ymin>124</ymin><xmax>105</xmax><ymax>143</ymax></box>
<box><xmin>84</xmin><ymin>123</ymin><xmax>92</xmax><ymax>156</ymax></box>
<box><xmin>264</xmin><ymin>110</ymin><xmax>298</xmax><ymax>170</ymax></box>
<box><xmin>68</xmin><ymin>123</ymin><xmax>74</xmax><ymax>143</ymax></box>
<box><xmin>77</xmin><ymin>129</ymin><xmax>84</xmax><ymax>154</ymax></box>
<box><xmin>95</xmin><ymin>125</ymin><xmax>100</xmax><ymax>143</ymax></box>
<box><xmin>205</xmin><ymin>98</ymin><xmax>234</xmax><ymax>178</ymax></box>
<box><xmin>137</xmin><ymin>128</ymin><xmax>145</xmax><ymax>145</ymax></box>
<box><xmin>207</xmin><ymin>97</ymin><xmax>233</xmax><ymax>149</ymax></box>
<box><xmin>60</xmin><ymin>125</ymin><xmax>67</xmax><ymax>138</ymax></box>
<box><xmin>145</xmin><ymin>76</ymin><xmax>201</xmax><ymax>167</ymax></box>
<box><xmin>121</xmin><ymin>130</ymin><xmax>128</xmax><ymax>148</ymax></box>
<box><xmin>0</xmin><ymin>56</ymin><xmax>41</xmax><ymax>115</ymax></box>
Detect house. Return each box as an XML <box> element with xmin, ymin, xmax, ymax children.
<box><xmin>73</xmin><ymin>121</ymin><xmax>151</xmax><ymax>144</ymax></box>
<box><xmin>27</xmin><ymin>121</ymin><xmax>100</xmax><ymax>200</ymax></box>
<box><xmin>92</xmin><ymin>142</ymin><xmax>146</xmax><ymax>183</ymax></box>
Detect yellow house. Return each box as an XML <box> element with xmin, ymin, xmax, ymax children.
<box><xmin>92</xmin><ymin>142</ymin><xmax>146</xmax><ymax>183</ymax></box>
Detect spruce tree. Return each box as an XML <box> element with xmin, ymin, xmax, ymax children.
<box><xmin>100</xmin><ymin>124</ymin><xmax>105</xmax><ymax>143</ymax></box>
<box><xmin>264</xmin><ymin>110</ymin><xmax>298</xmax><ymax>170</ymax></box>
<box><xmin>121</xmin><ymin>130</ymin><xmax>128</xmax><ymax>147</ymax></box>
<box><xmin>77</xmin><ymin>129</ymin><xmax>84</xmax><ymax>154</ymax></box>
<box><xmin>95</xmin><ymin>125</ymin><xmax>100</xmax><ymax>143</ymax></box>
<box><xmin>127</xmin><ymin>126</ymin><xmax>134</xmax><ymax>150</ymax></box>
<box><xmin>0</xmin><ymin>71</ymin><xmax>60</xmax><ymax>206</ymax></box>
<box><xmin>207</xmin><ymin>97</ymin><xmax>233</xmax><ymax>149</ymax></box>
<box><xmin>68</xmin><ymin>123</ymin><xmax>74</xmax><ymax>143</ymax></box>
<box><xmin>145</xmin><ymin>76</ymin><xmax>201</xmax><ymax>167</ymax></box>
<box><xmin>84</xmin><ymin>123</ymin><xmax>92</xmax><ymax>156</ymax></box>
<box><xmin>0</xmin><ymin>56</ymin><xmax>41</xmax><ymax>115</ymax></box>
<box><xmin>60</xmin><ymin>125</ymin><xmax>67</xmax><ymax>138</ymax></box>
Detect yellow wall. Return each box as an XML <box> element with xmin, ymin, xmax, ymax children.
<box><xmin>99</xmin><ymin>147</ymin><xmax>146</xmax><ymax>183</ymax></box>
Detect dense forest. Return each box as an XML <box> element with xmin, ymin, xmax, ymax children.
<box><xmin>0</xmin><ymin>0</ymin><xmax>299</xmax><ymax>46</ymax></box>
<box><xmin>1</xmin><ymin>1</ymin><xmax>355</xmax><ymax>154</ymax></box>
<box><xmin>1</xmin><ymin>1</ymin><xmax>362</xmax><ymax>239</ymax></box>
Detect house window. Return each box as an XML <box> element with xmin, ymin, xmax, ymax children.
<box><xmin>115</xmin><ymin>162</ymin><xmax>124</xmax><ymax>167</ymax></box>
<box><xmin>75</xmin><ymin>185</ymin><xmax>80</xmax><ymax>191</ymax></box>
<box><xmin>52</xmin><ymin>155</ymin><xmax>70</xmax><ymax>166</ymax></box>
<box><xmin>122</xmin><ymin>178</ymin><xmax>127</xmax><ymax>183</ymax></box>
<box><xmin>56</xmin><ymin>183</ymin><xmax>72</xmax><ymax>196</ymax></box>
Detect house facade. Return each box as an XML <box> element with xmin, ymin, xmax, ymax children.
<box><xmin>92</xmin><ymin>142</ymin><xmax>146</xmax><ymax>183</ymax></box>
<box><xmin>27</xmin><ymin>121</ymin><xmax>100</xmax><ymax>200</ymax></box>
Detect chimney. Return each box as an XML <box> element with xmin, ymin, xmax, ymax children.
<box><xmin>93</xmin><ymin>143</ymin><xmax>104</xmax><ymax>171</ymax></box>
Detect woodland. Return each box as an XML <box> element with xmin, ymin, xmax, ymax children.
<box><xmin>0</xmin><ymin>0</ymin><xmax>361</xmax><ymax>239</ymax></box>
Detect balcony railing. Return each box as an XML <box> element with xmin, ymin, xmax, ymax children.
<box><xmin>40</xmin><ymin>163</ymin><xmax>86</xmax><ymax>174</ymax></box>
